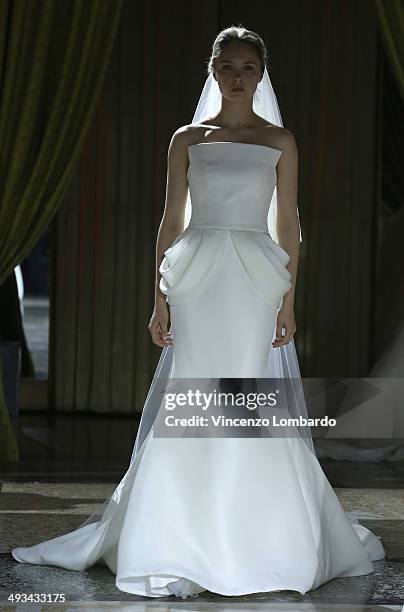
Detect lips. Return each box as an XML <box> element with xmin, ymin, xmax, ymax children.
<box><xmin>231</xmin><ymin>87</ymin><xmax>245</xmax><ymax>92</ymax></box>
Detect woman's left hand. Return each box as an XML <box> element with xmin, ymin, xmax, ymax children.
<box><xmin>272</xmin><ymin>304</ymin><xmax>297</xmax><ymax>348</ymax></box>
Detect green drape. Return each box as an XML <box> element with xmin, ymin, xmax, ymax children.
<box><xmin>0</xmin><ymin>0</ymin><xmax>123</xmax><ymax>462</ymax></box>
<box><xmin>375</xmin><ymin>0</ymin><xmax>404</xmax><ymax>101</ymax></box>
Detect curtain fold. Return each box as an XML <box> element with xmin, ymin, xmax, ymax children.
<box><xmin>373</xmin><ymin>4</ymin><xmax>404</xmax><ymax>361</ymax></box>
<box><xmin>375</xmin><ymin>0</ymin><xmax>404</xmax><ymax>101</ymax></box>
<box><xmin>52</xmin><ymin>0</ymin><xmax>218</xmax><ymax>414</ymax></box>
<box><xmin>0</xmin><ymin>0</ymin><xmax>123</xmax><ymax>462</ymax></box>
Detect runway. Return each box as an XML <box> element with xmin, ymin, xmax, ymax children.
<box><xmin>1</xmin><ymin>412</ymin><xmax>404</xmax><ymax>609</ymax></box>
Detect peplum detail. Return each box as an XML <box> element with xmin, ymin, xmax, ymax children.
<box><xmin>159</xmin><ymin>226</ymin><xmax>227</xmax><ymax>305</ymax></box>
<box><xmin>229</xmin><ymin>230</ymin><xmax>292</xmax><ymax>309</ymax></box>
<box><xmin>159</xmin><ymin>226</ymin><xmax>292</xmax><ymax>308</ymax></box>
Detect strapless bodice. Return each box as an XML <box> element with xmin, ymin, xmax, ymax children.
<box><xmin>159</xmin><ymin>142</ymin><xmax>292</xmax><ymax>307</ymax></box>
<box><xmin>187</xmin><ymin>141</ymin><xmax>282</xmax><ymax>232</ymax></box>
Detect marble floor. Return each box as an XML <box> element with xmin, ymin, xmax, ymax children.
<box><xmin>1</xmin><ymin>414</ymin><xmax>404</xmax><ymax>611</ymax></box>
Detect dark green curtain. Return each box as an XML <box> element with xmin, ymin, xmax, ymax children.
<box><xmin>375</xmin><ymin>0</ymin><xmax>404</xmax><ymax>101</ymax></box>
<box><xmin>0</xmin><ymin>0</ymin><xmax>123</xmax><ymax>462</ymax></box>
<box><xmin>372</xmin><ymin>0</ymin><xmax>404</xmax><ymax>361</ymax></box>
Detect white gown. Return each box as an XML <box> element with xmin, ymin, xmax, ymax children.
<box><xmin>11</xmin><ymin>142</ymin><xmax>385</xmax><ymax>598</ymax></box>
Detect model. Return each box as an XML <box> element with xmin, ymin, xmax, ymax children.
<box><xmin>12</xmin><ymin>25</ymin><xmax>385</xmax><ymax>599</ymax></box>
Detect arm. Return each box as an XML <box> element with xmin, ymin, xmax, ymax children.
<box><xmin>148</xmin><ymin>128</ymin><xmax>189</xmax><ymax>347</ymax></box>
<box><xmin>272</xmin><ymin>129</ymin><xmax>300</xmax><ymax>347</ymax></box>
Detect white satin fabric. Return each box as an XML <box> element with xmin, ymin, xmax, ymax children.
<box><xmin>12</xmin><ymin>142</ymin><xmax>385</xmax><ymax>598</ymax></box>
<box><xmin>161</xmin><ymin>142</ymin><xmax>292</xmax><ymax>379</ymax></box>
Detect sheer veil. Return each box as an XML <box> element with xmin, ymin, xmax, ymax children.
<box><xmin>77</xmin><ymin>65</ymin><xmax>313</xmax><ymax>529</ymax></box>
<box><xmin>183</xmin><ymin>66</ymin><xmax>303</xmax><ymax>244</ymax></box>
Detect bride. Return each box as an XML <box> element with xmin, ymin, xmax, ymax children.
<box><xmin>12</xmin><ymin>25</ymin><xmax>385</xmax><ymax>599</ymax></box>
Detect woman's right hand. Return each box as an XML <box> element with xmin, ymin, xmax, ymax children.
<box><xmin>148</xmin><ymin>297</ymin><xmax>174</xmax><ymax>347</ymax></box>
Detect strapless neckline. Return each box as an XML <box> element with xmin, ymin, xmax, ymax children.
<box><xmin>188</xmin><ymin>141</ymin><xmax>283</xmax><ymax>155</ymax></box>
<box><xmin>186</xmin><ymin>138</ymin><xmax>282</xmax><ymax>232</ymax></box>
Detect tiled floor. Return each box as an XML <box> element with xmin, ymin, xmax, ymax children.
<box><xmin>1</xmin><ymin>484</ymin><xmax>403</xmax><ymax>610</ymax></box>
<box><xmin>1</xmin><ymin>415</ymin><xmax>404</xmax><ymax>610</ymax></box>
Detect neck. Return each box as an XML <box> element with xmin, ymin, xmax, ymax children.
<box><xmin>215</xmin><ymin>97</ymin><xmax>257</xmax><ymax>130</ymax></box>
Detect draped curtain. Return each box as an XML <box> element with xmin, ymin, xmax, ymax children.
<box><xmin>53</xmin><ymin>0</ymin><xmax>390</xmax><ymax>417</ymax></box>
<box><xmin>373</xmin><ymin>0</ymin><xmax>404</xmax><ymax>360</ymax></box>
<box><xmin>0</xmin><ymin>0</ymin><xmax>123</xmax><ymax>461</ymax></box>
<box><xmin>51</xmin><ymin>0</ymin><xmax>210</xmax><ymax>413</ymax></box>
<box><xmin>375</xmin><ymin>0</ymin><xmax>404</xmax><ymax>101</ymax></box>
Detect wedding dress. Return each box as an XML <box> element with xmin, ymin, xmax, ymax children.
<box><xmin>11</xmin><ymin>141</ymin><xmax>385</xmax><ymax>599</ymax></box>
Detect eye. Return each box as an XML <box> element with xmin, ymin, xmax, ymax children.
<box><xmin>244</xmin><ymin>65</ymin><xmax>254</xmax><ymax>70</ymax></box>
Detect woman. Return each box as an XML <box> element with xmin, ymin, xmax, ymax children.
<box><xmin>12</xmin><ymin>25</ymin><xmax>385</xmax><ymax>599</ymax></box>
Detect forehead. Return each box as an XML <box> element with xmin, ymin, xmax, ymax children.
<box><xmin>217</xmin><ymin>42</ymin><xmax>259</xmax><ymax>63</ymax></box>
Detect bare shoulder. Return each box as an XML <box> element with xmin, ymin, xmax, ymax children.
<box><xmin>271</xmin><ymin>126</ymin><xmax>298</xmax><ymax>156</ymax></box>
<box><xmin>169</xmin><ymin>124</ymin><xmax>206</xmax><ymax>152</ymax></box>
<box><xmin>262</xmin><ymin>125</ymin><xmax>297</xmax><ymax>155</ymax></box>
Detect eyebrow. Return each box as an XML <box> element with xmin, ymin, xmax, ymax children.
<box><xmin>218</xmin><ymin>59</ymin><xmax>259</xmax><ymax>65</ymax></box>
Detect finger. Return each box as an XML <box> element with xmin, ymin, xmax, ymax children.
<box><xmin>274</xmin><ymin>330</ymin><xmax>295</xmax><ymax>347</ymax></box>
<box><xmin>153</xmin><ymin>331</ymin><xmax>166</xmax><ymax>347</ymax></box>
<box><xmin>165</xmin><ymin>326</ymin><xmax>174</xmax><ymax>345</ymax></box>
<box><xmin>272</xmin><ymin>329</ymin><xmax>287</xmax><ymax>347</ymax></box>
<box><xmin>158</xmin><ymin>321</ymin><xmax>168</xmax><ymax>335</ymax></box>
<box><xmin>158</xmin><ymin>326</ymin><xmax>173</xmax><ymax>338</ymax></box>
<box><xmin>159</xmin><ymin>328</ymin><xmax>173</xmax><ymax>336</ymax></box>
<box><xmin>275</xmin><ymin>322</ymin><xmax>284</xmax><ymax>340</ymax></box>
<box><xmin>152</xmin><ymin>333</ymin><xmax>165</xmax><ymax>348</ymax></box>
<box><xmin>161</xmin><ymin>333</ymin><xmax>174</xmax><ymax>345</ymax></box>
<box><xmin>157</xmin><ymin>325</ymin><xmax>174</xmax><ymax>346</ymax></box>
<box><xmin>274</xmin><ymin>326</ymin><xmax>286</xmax><ymax>341</ymax></box>
<box><xmin>150</xmin><ymin>323</ymin><xmax>166</xmax><ymax>347</ymax></box>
